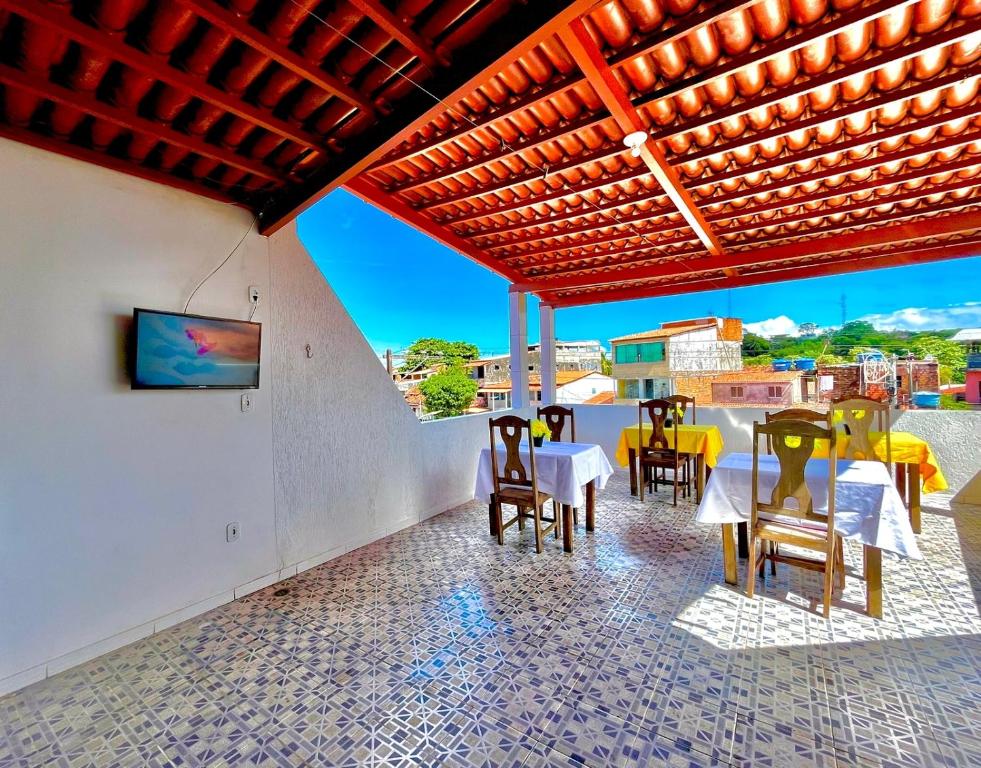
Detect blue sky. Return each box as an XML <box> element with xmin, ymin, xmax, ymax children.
<box><xmin>298</xmin><ymin>189</ymin><xmax>981</xmax><ymax>356</ymax></box>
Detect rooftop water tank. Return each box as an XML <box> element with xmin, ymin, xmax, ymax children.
<box><xmin>794</xmin><ymin>357</ymin><xmax>816</xmax><ymax>371</ymax></box>
<box><xmin>912</xmin><ymin>391</ymin><xmax>941</xmax><ymax>409</ymax></box>
<box><xmin>772</xmin><ymin>359</ymin><xmax>791</xmax><ymax>371</ymax></box>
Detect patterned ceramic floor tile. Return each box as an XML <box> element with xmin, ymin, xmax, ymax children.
<box><xmin>2</xmin><ymin>476</ymin><xmax>978</xmax><ymax>767</ymax></box>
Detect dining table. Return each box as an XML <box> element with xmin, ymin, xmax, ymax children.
<box><xmin>474</xmin><ymin>440</ymin><xmax>613</xmax><ymax>553</ymax></box>
<box><xmin>809</xmin><ymin>431</ymin><xmax>948</xmax><ymax>534</ymax></box>
<box><xmin>696</xmin><ymin>452</ymin><xmax>921</xmax><ymax>618</ymax></box>
<box><xmin>614</xmin><ymin>423</ymin><xmax>725</xmax><ymax>502</ymax></box>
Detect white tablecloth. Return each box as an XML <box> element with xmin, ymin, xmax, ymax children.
<box><xmin>695</xmin><ymin>453</ymin><xmax>921</xmax><ymax>558</ymax></box>
<box><xmin>474</xmin><ymin>441</ymin><xmax>613</xmax><ymax>508</ymax></box>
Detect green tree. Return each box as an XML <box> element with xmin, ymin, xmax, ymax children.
<box><xmin>399</xmin><ymin>338</ymin><xmax>479</xmax><ymax>372</ymax></box>
<box><xmin>742</xmin><ymin>332</ymin><xmax>771</xmax><ymax>357</ymax></box>
<box><xmin>910</xmin><ymin>335</ymin><xmax>966</xmax><ymax>384</ymax></box>
<box><xmin>600</xmin><ymin>349</ymin><xmax>612</xmax><ymax>376</ymax></box>
<box><xmin>831</xmin><ymin>320</ymin><xmax>887</xmax><ymax>350</ymax></box>
<box><xmin>418</xmin><ymin>364</ymin><xmax>479</xmax><ymax>418</ymax></box>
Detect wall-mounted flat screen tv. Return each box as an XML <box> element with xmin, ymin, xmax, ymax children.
<box><xmin>131</xmin><ymin>308</ymin><xmax>261</xmax><ymax>389</ymax></box>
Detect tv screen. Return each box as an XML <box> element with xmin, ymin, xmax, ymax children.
<box><xmin>131</xmin><ymin>308</ymin><xmax>261</xmax><ymax>389</ymax></box>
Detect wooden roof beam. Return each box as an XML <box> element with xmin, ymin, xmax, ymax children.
<box><xmin>545</xmin><ymin>238</ymin><xmax>981</xmax><ymax>307</ymax></box>
<box><xmin>382</xmin><ymin>7</ymin><xmax>977</xmax><ymax>197</ymax></box>
<box><xmin>519</xmin><ymin>207</ymin><xmax>981</xmax><ymax>294</ymax></box>
<box><xmin>176</xmin><ymin>0</ymin><xmax>372</xmax><ymax>113</ymax></box>
<box><xmin>347</xmin><ymin>0</ymin><xmax>444</xmax><ymax>70</ymax></box>
<box><xmin>0</xmin><ymin>0</ymin><xmax>327</xmax><ymax>151</ymax></box>
<box><xmin>262</xmin><ymin>0</ymin><xmax>605</xmax><ymax>232</ymax></box>
<box><xmin>557</xmin><ymin>17</ymin><xmax>723</xmax><ymax>256</ymax></box>
<box><xmin>370</xmin><ymin>0</ymin><xmax>759</xmax><ymax>171</ymax></box>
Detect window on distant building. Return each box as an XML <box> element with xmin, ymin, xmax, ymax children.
<box><xmin>614</xmin><ymin>342</ymin><xmax>665</xmax><ymax>364</ymax></box>
<box><xmin>643</xmin><ymin>379</ymin><xmax>656</xmax><ymax>399</ymax></box>
<box><xmin>493</xmin><ymin>364</ymin><xmax>500</xmax><ymax>371</ymax></box>
<box><xmin>730</xmin><ymin>386</ymin><xmax>744</xmax><ymax>399</ymax></box>
<box><xmin>767</xmin><ymin>386</ymin><xmax>783</xmax><ymax>398</ymax></box>
<box><xmin>528</xmin><ymin>365</ymin><xmax>534</xmax><ymax>371</ymax></box>
<box><xmin>618</xmin><ymin>379</ymin><xmax>640</xmax><ymax>399</ymax></box>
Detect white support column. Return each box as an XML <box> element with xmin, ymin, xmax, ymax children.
<box><xmin>539</xmin><ymin>303</ymin><xmax>557</xmax><ymax>406</ymax></box>
<box><xmin>509</xmin><ymin>290</ymin><xmax>529</xmax><ymax>410</ymax></box>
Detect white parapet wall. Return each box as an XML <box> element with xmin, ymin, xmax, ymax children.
<box><xmin>569</xmin><ymin>404</ymin><xmax>981</xmax><ymax>494</ymax></box>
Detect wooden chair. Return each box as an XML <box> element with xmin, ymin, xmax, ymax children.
<box><xmin>664</xmin><ymin>394</ymin><xmax>696</xmax><ymax>478</ymax></box>
<box><xmin>537</xmin><ymin>405</ymin><xmax>578</xmax><ymax>525</ymax></box>
<box><xmin>537</xmin><ymin>405</ymin><xmax>575</xmax><ymax>443</ymax></box>
<box><xmin>748</xmin><ymin>419</ymin><xmax>844</xmax><ymax>618</ymax></box>
<box><xmin>762</xmin><ymin>407</ymin><xmax>839</xmax><ymax>579</ymax></box>
<box><xmin>663</xmin><ymin>394</ymin><xmax>696</xmax><ymax>425</ymax></box>
<box><xmin>831</xmin><ymin>396</ymin><xmax>892</xmax><ymax>472</ymax></box>
<box><xmin>637</xmin><ymin>399</ymin><xmax>690</xmax><ymax>506</ymax></box>
<box><xmin>488</xmin><ymin>415</ymin><xmax>560</xmax><ymax>553</ymax></box>
<box><xmin>764</xmin><ymin>407</ymin><xmax>830</xmax><ymax>455</ymax></box>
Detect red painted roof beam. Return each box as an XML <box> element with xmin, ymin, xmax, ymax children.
<box><xmin>544</xmin><ymin>238</ymin><xmax>981</xmax><ymax>308</ymax></box>
<box><xmin>516</xmin><ymin>207</ymin><xmax>981</xmax><ymax>294</ymax></box>
<box><xmin>557</xmin><ymin>18</ymin><xmax>724</xmax><ymax>259</ymax></box>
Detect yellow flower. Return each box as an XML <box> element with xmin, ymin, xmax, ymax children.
<box><xmin>530</xmin><ymin>419</ymin><xmax>551</xmax><ymax>439</ymax></box>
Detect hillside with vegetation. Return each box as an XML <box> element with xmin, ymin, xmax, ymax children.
<box><xmin>742</xmin><ymin>320</ymin><xmax>967</xmax><ymax>385</ymax></box>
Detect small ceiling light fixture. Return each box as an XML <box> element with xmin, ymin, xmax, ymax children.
<box><xmin>623</xmin><ymin>130</ymin><xmax>648</xmax><ymax>158</ymax></box>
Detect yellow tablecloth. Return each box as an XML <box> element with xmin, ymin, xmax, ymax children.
<box><xmin>811</xmin><ymin>431</ymin><xmax>948</xmax><ymax>493</ymax></box>
<box><xmin>615</xmin><ymin>424</ymin><xmax>725</xmax><ymax>468</ymax></box>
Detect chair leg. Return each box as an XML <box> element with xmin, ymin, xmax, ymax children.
<box><xmin>835</xmin><ymin>537</ymin><xmax>845</xmax><ymax>590</ymax></box>
<box><xmin>494</xmin><ymin>501</ymin><xmax>504</xmax><ymax>546</ymax></box>
<box><xmin>770</xmin><ymin>540</ymin><xmax>777</xmax><ymax>575</ymax></box>
<box><xmin>533</xmin><ymin>505</ymin><xmax>544</xmax><ymax>554</ymax></box>
<box><xmin>517</xmin><ymin>504</ymin><xmax>525</xmax><ymax>531</ymax></box>
<box><xmin>573</xmin><ymin>507</ymin><xmax>579</xmax><ymax>526</ymax></box>
<box><xmin>638</xmin><ymin>464</ymin><xmax>645</xmax><ymax>502</ymax></box>
<box><xmin>746</xmin><ymin>534</ymin><xmax>759</xmax><ymax>599</ymax></box>
<box><xmin>672</xmin><ymin>466</ymin><xmax>678</xmax><ymax>506</ymax></box>
<box><xmin>822</xmin><ymin>543</ymin><xmax>835</xmax><ymax>618</ymax></box>
<box><xmin>554</xmin><ymin>500</ymin><xmax>561</xmax><ymax>540</ymax></box>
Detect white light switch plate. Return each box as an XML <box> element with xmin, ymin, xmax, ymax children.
<box><xmin>240</xmin><ymin>393</ymin><xmax>253</xmax><ymax>413</ymax></box>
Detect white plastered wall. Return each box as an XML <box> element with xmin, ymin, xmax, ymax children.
<box><xmin>0</xmin><ymin>139</ymin><xmax>522</xmax><ymax>694</ymax></box>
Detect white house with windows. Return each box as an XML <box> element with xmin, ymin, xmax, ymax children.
<box><xmin>610</xmin><ymin>317</ymin><xmax>743</xmax><ymax>402</ymax></box>
<box><xmin>477</xmin><ymin>371</ymin><xmax>615</xmax><ymax>410</ymax></box>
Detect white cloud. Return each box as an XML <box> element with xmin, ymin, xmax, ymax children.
<box><xmin>855</xmin><ymin>302</ymin><xmax>981</xmax><ymax>331</ymax></box>
<box><xmin>744</xmin><ymin>316</ymin><xmax>799</xmax><ymax>337</ymax></box>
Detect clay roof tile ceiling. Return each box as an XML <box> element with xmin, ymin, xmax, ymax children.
<box><xmin>3</xmin><ymin>0</ymin><xmax>979</xmax><ymax>304</ymax></box>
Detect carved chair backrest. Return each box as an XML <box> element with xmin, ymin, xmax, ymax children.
<box><xmin>752</xmin><ymin>419</ymin><xmax>836</xmax><ymax>534</ymax></box>
<box><xmin>831</xmin><ymin>396</ymin><xmax>891</xmax><ymax>468</ymax></box>
<box><xmin>488</xmin><ymin>415</ymin><xmax>537</xmax><ymax>494</ymax></box>
<box><xmin>663</xmin><ymin>394</ymin><xmax>696</xmax><ymax>425</ymax></box>
<box><xmin>638</xmin><ymin>399</ymin><xmax>677</xmax><ymax>458</ymax></box>
<box><xmin>537</xmin><ymin>405</ymin><xmax>575</xmax><ymax>443</ymax></box>
<box><xmin>764</xmin><ymin>408</ymin><xmax>830</xmax><ymax>455</ymax></box>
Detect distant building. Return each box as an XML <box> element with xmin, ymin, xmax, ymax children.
<box><xmin>951</xmin><ymin>329</ymin><xmax>981</xmax><ymax>405</ymax></box>
<box><xmin>815</xmin><ymin>359</ymin><xmax>939</xmax><ymax>405</ymax></box>
<box><xmin>468</xmin><ymin>340</ymin><xmax>603</xmax><ymax>385</ymax></box>
<box><xmin>708</xmin><ymin>370</ymin><xmax>805</xmax><ymax>407</ymax></box>
<box><xmin>477</xmin><ymin>371</ymin><xmax>615</xmax><ymax>410</ymax></box>
<box><xmin>611</xmin><ymin>317</ymin><xmax>743</xmax><ymax>402</ymax></box>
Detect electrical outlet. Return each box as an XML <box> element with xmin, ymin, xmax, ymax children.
<box><xmin>226</xmin><ymin>522</ymin><xmax>240</xmax><ymax>542</ymax></box>
<box><xmin>240</xmin><ymin>393</ymin><xmax>253</xmax><ymax>413</ymax></box>
<box><xmin>249</xmin><ymin>286</ymin><xmax>260</xmax><ymax>304</ymax></box>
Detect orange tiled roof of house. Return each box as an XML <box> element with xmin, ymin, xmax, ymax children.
<box><xmin>584</xmin><ymin>391</ymin><xmax>615</xmax><ymax>404</ymax></box>
<box><xmin>478</xmin><ymin>370</ymin><xmax>596</xmax><ymax>392</ymax></box>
